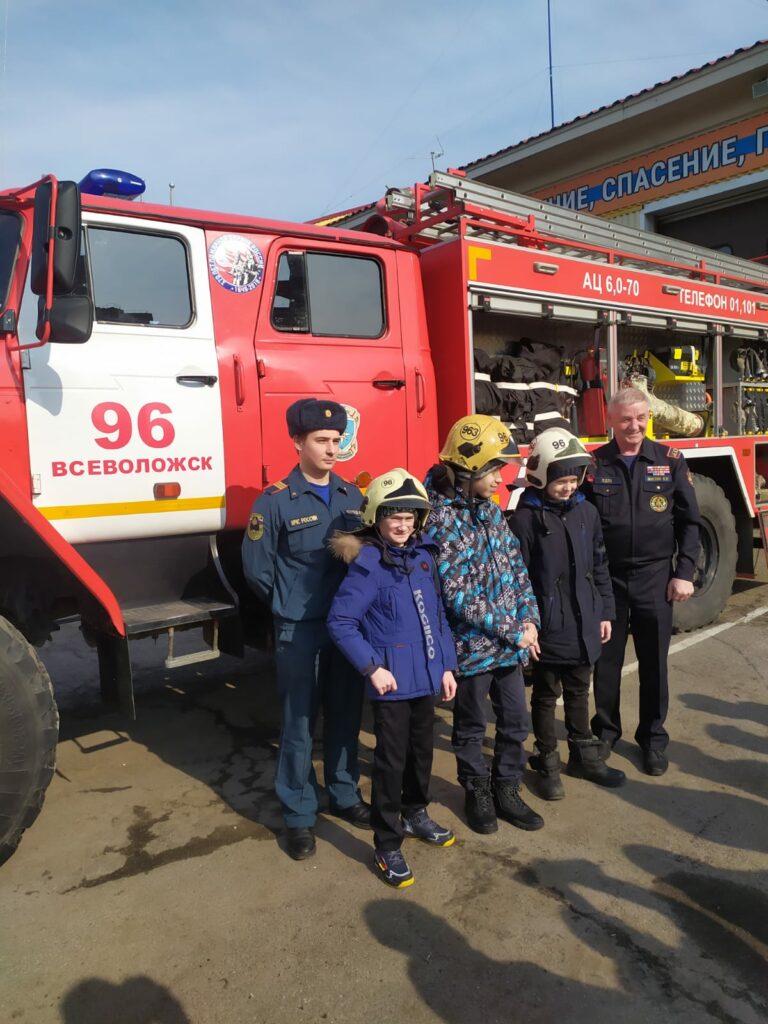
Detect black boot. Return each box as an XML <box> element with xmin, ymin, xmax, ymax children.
<box><xmin>493</xmin><ymin>780</ymin><xmax>544</xmax><ymax>831</ymax></box>
<box><xmin>566</xmin><ymin>738</ymin><xmax>625</xmax><ymax>788</ymax></box>
<box><xmin>528</xmin><ymin>747</ymin><xmax>565</xmax><ymax>801</ymax></box>
<box><xmin>464</xmin><ymin>775</ymin><xmax>498</xmax><ymax>834</ymax></box>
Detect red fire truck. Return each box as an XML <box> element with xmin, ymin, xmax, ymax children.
<box><xmin>1</xmin><ymin>168</ymin><xmax>767</xmax><ymax>862</ymax></box>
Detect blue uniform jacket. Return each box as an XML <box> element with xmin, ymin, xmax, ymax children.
<box><xmin>581</xmin><ymin>438</ymin><xmax>701</xmax><ymax>581</ymax></box>
<box><xmin>242</xmin><ymin>466</ymin><xmax>363</xmax><ymax>622</ymax></box>
<box><xmin>509</xmin><ymin>489</ymin><xmax>616</xmax><ymax>666</ymax></box>
<box><xmin>327</xmin><ymin>533</ymin><xmax>458</xmax><ymax>702</ymax></box>
<box><xmin>424</xmin><ymin>465</ymin><xmax>540</xmax><ymax>677</ymax></box>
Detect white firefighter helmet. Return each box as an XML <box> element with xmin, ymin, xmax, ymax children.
<box><xmin>525</xmin><ymin>428</ymin><xmax>592</xmax><ymax>488</ymax></box>
<box><xmin>360</xmin><ymin>468</ymin><xmax>432</xmax><ymax>530</ymax></box>
<box><xmin>439</xmin><ymin>415</ymin><xmax>519</xmax><ymax>478</ymax></box>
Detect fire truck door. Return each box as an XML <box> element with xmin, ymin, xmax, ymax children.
<box><xmin>256</xmin><ymin>247</ymin><xmax>409</xmax><ymax>477</ymax></box>
<box><xmin>21</xmin><ymin>215</ymin><xmax>226</xmax><ymax>544</ymax></box>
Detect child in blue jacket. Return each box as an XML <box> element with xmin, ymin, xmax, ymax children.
<box><xmin>327</xmin><ymin>469</ymin><xmax>457</xmax><ymax>889</ymax></box>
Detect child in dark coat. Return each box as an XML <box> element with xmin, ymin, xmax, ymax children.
<box><xmin>509</xmin><ymin>428</ymin><xmax>625</xmax><ymax>798</ymax></box>
<box><xmin>327</xmin><ymin>469</ymin><xmax>457</xmax><ymax>889</ymax></box>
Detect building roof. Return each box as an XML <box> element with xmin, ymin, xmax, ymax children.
<box><xmin>464</xmin><ymin>39</ymin><xmax>768</xmax><ymax>178</ymax></box>
<box><xmin>315</xmin><ymin>40</ymin><xmax>768</xmax><ymax>225</ymax></box>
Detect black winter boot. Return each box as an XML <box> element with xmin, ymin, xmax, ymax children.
<box><xmin>493</xmin><ymin>780</ymin><xmax>544</xmax><ymax>830</ymax></box>
<box><xmin>464</xmin><ymin>776</ymin><xmax>498</xmax><ymax>834</ymax></box>
<box><xmin>528</xmin><ymin>747</ymin><xmax>565</xmax><ymax>801</ymax></box>
<box><xmin>566</xmin><ymin>738</ymin><xmax>626</xmax><ymax>788</ymax></box>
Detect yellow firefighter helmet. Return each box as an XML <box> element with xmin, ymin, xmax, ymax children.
<box><xmin>439</xmin><ymin>415</ymin><xmax>519</xmax><ymax>477</ymax></box>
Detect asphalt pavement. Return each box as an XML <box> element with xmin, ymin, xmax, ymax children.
<box><xmin>2</xmin><ymin>563</ymin><xmax>767</xmax><ymax>1024</ymax></box>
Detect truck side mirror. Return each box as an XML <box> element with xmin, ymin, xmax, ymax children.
<box><xmin>36</xmin><ymin>294</ymin><xmax>93</xmax><ymax>344</ymax></box>
<box><xmin>30</xmin><ymin>181</ymin><xmax>81</xmax><ymax>296</ymax></box>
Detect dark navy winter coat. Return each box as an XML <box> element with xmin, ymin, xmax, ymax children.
<box><xmin>327</xmin><ymin>533</ymin><xmax>457</xmax><ymax>702</ymax></box>
<box><xmin>509</xmin><ymin>490</ymin><xmax>616</xmax><ymax>666</ymax></box>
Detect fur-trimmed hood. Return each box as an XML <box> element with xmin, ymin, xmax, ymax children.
<box><xmin>329</xmin><ymin>530</ymin><xmax>368</xmax><ymax>564</ymax></box>
<box><xmin>329</xmin><ymin>529</ymin><xmax>438</xmax><ymax>567</ymax></box>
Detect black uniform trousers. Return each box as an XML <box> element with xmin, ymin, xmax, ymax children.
<box><xmin>591</xmin><ymin>560</ymin><xmax>673</xmax><ymax>752</ymax></box>
<box><xmin>370</xmin><ymin>695</ymin><xmax>435</xmax><ymax>852</ymax></box>
<box><xmin>530</xmin><ymin>662</ymin><xmax>593</xmax><ymax>752</ymax></box>
<box><xmin>452</xmin><ymin>665</ymin><xmax>529</xmax><ymax>788</ymax></box>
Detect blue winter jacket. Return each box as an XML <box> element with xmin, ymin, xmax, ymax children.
<box><xmin>424</xmin><ymin>465</ymin><xmax>540</xmax><ymax>677</ymax></box>
<box><xmin>327</xmin><ymin>532</ymin><xmax>458</xmax><ymax>702</ymax></box>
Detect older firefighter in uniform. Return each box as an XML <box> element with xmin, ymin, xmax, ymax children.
<box><xmin>242</xmin><ymin>398</ymin><xmax>369</xmax><ymax>860</ymax></box>
<box><xmin>582</xmin><ymin>387</ymin><xmax>701</xmax><ymax>776</ymax></box>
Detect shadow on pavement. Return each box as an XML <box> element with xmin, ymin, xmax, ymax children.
<box><xmin>678</xmin><ymin>693</ymin><xmax>768</xmax><ymax>728</ymax></box>
<box><xmin>55</xmin><ymin>647</ymin><xmax>375</xmax><ymax>868</ymax></box>
<box><xmin>511</xmin><ymin>848</ymin><xmax>768</xmax><ymax>1016</ymax></box>
<box><xmin>364</xmin><ymin>899</ymin><xmax>635</xmax><ymax>1024</ymax></box>
<box><xmin>625</xmin><ymin>843</ymin><xmax>768</xmax><ymax>1001</ymax></box>
<box><xmin>60</xmin><ymin>976</ymin><xmax>191</xmax><ymax>1024</ymax></box>
<box><xmin>707</xmin><ymin>723</ymin><xmax>768</xmax><ymax>756</ymax></box>
<box><xmin>671</xmin><ymin>739</ymin><xmax>768</xmax><ymax>801</ymax></box>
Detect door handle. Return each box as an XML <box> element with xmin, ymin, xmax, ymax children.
<box><xmin>176</xmin><ymin>375</ymin><xmax>218</xmax><ymax>387</ymax></box>
<box><xmin>415</xmin><ymin>370</ymin><xmax>426</xmax><ymax>413</ymax></box>
<box><xmin>372</xmin><ymin>378</ymin><xmax>405</xmax><ymax>390</ymax></box>
<box><xmin>233</xmin><ymin>356</ymin><xmax>245</xmax><ymax>408</ymax></box>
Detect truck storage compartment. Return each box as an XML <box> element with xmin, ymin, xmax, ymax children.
<box><xmin>470</xmin><ymin>306</ymin><xmax>598</xmax><ymax>443</ymax></box>
<box><xmin>615</xmin><ymin>320</ymin><xmax>714</xmax><ymax>439</ymax></box>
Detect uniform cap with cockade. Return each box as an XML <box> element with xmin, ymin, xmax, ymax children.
<box><xmin>285</xmin><ymin>398</ymin><xmax>347</xmax><ymax>436</ymax></box>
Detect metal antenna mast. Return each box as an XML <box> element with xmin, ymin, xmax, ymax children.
<box><xmin>547</xmin><ymin>0</ymin><xmax>555</xmax><ymax>129</ymax></box>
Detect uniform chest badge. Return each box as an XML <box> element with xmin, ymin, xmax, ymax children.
<box><xmin>247</xmin><ymin>512</ymin><xmax>265</xmax><ymax>541</ymax></box>
<box><xmin>289</xmin><ymin>514</ymin><xmax>319</xmax><ymax>527</ymax></box>
<box><xmin>649</xmin><ymin>495</ymin><xmax>668</xmax><ymax>512</ymax></box>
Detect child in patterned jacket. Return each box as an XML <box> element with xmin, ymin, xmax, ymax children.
<box><xmin>425</xmin><ymin>415</ymin><xmax>543</xmax><ymax>835</ymax></box>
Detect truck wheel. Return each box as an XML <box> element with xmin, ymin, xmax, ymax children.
<box><xmin>673</xmin><ymin>474</ymin><xmax>737</xmax><ymax>634</ymax></box>
<box><xmin>0</xmin><ymin>617</ymin><xmax>59</xmax><ymax>865</ymax></box>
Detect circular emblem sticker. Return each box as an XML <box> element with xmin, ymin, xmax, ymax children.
<box><xmin>208</xmin><ymin>234</ymin><xmax>264</xmax><ymax>293</ymax></box>
<box><xmin>337</xmin><ymin>405</ymin><xmax>361</xmax><ymax>462</ymax></box>
<box><xmin>649</xmin><ymin>495</ymin><xmax>668</xmax><ymax>513</ymax></box>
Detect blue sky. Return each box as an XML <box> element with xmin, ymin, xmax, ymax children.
<box><xmin>2</xmin><ymin>0</ymin><xmax>768</xmax><ymax>221</ymax></box>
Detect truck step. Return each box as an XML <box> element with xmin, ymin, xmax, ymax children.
<box><xmin>164</xmin><ymin>620</ymin><xmax>222</xmax><ymax>669</ymax></box>
<box><xmin>122</xmin><ymin>599</ymin><xmax>237</xmax><ymax>638</ymax></box>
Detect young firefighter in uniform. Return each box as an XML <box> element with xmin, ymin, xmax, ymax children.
<box><xmin>509</xmin><ymin>428</ymin><xmax>625</xmax><ymax>799</ymax></box>
<box><xmin>327</xmin><ymin>470</ymin><xmax>458</xmax><ymax>888</ymax></box>
<box><xmin>242</xmin><ymin>398</ymin><xmax>369</xmax><ymax>862</ymax></box>
<box><xmin>425</xmin><ymin>416</ymin><xmax>543</xmax><ymax>835</ymax></box>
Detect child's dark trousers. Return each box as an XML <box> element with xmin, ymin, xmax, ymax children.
<box><xmin>370</xmin><ymin>695</ymin><xmax>435</xmax><ymax>852</ymax></box>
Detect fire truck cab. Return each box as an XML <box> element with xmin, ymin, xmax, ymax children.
<box><xmin>1</xmin><ymin>168</ymin><xmax>767</xmax><ymax>863</ymax></box>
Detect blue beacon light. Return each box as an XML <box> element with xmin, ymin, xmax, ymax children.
<box><xmin>78</xmin><ymin>168</ymin><xmax>146</xmax><ymax>199</ymax></box>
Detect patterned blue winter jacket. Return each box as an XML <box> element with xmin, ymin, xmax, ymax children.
<box><xmin>425</xmin><ymin>465</ymin><xmax>540</xmax><ymax>677</ymax></box>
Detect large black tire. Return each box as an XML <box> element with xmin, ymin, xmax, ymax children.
<box><xmin>0</xmin><ymin>616</ymin><xmax>59</xmax><ymax>865</ymax></box>
<box><xmin>673</xmin><ymin>474</ymin><xmax>737</xmax><ymax>634</ymax></box>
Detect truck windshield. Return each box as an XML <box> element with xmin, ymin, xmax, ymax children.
<box><xmin>0</xmin><ymin>211</ymin><xmax>21</xmax><ymax>310</ymax></box>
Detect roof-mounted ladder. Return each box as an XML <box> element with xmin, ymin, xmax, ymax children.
<box><xmin>382</xmin><ymin>170</ymin><xmax>768</xmax><ymax>293</ymax></box>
